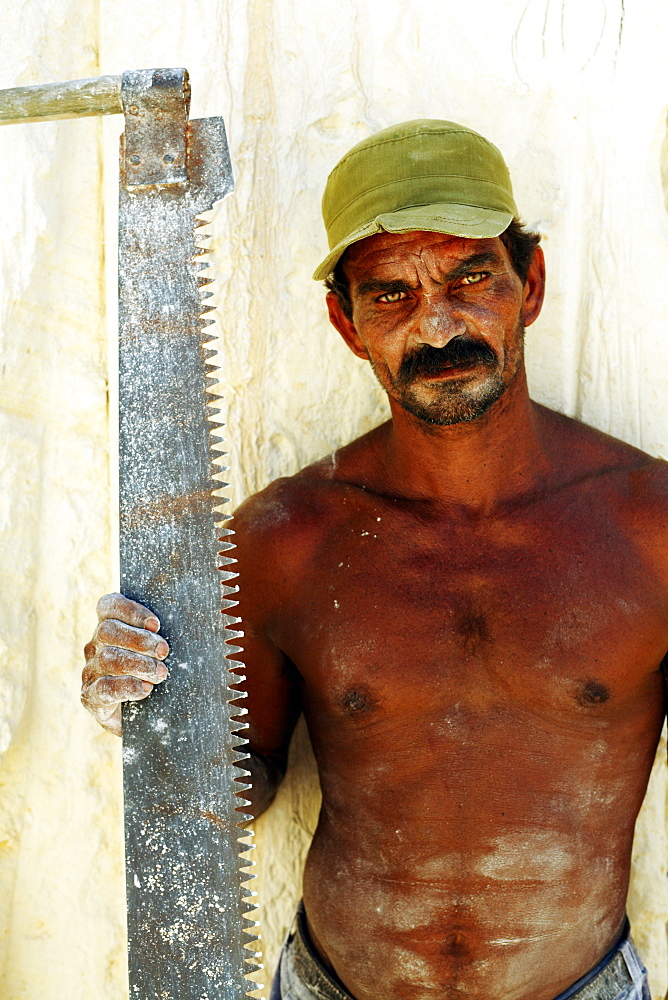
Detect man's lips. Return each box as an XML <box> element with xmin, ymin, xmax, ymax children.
<box><xmin>417</xmin><ymin>358</ymin><xmax>481</xmax><ymax>380</ymax></box>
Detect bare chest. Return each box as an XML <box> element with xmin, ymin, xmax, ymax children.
<box><xmin>273</xmin><ymin>499</ymin><xmax>668</xmax><ymax>728</ymax></box>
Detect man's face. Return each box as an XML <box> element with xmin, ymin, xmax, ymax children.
<box><xmin>327</xmin><ymin>231</ymin><xmax>543</xmax><ymax>427</ymax></box>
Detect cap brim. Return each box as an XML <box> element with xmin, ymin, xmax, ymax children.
<box><xmin>312</xmin><ymin>203</ymin><xmax>513</xmax><ymax>281</ymax></box>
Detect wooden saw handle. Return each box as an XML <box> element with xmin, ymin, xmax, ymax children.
<box><xmin>0</xmin><ymin>74</ymin><xmax>122</xmax><ymax>125</ymax></box>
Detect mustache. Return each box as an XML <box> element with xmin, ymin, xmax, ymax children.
<box><xmin>397</xmin><ymin>337</ymin><xmax>498</xmax><ymax>384</ymax></box>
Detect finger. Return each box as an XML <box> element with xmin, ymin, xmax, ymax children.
<box><xmin>86</xmin><ymin>703</ymin><xmax>122</xmax><ymax>737</ymax></box>
<box><xmin>96</xmin><ymin>593</ymin><xmax>160</xmax><ymax>632</ymax></box>
<box><xmin>94</xmin><ymin>619</ymin><xmax>169</xmax><ymax>658</ymax></box>
<box><xmin>82</xmin><ymin>674</ymin><xmax>155</xmax><ymax>713</ymax></box>
<box><xmin>84</xmin><ymin>646</ymin><xmax>169</xmax><ymax>685</ymax></box>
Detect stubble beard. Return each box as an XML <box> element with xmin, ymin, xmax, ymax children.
<box><xmin>372</xmin><ymin>325</ymin><xmax>525</xmax><ymax>427</ymax></box>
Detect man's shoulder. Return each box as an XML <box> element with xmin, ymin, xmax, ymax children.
<box><xmin>541</xmin><ymin>405</ymin><xmax>668</xmax><ymax>520</ymax></box>
<box><xmin>230</xmin><ymin>423</ymin><xmax>387</xmax><ymax>555</ymax></box>
<box><xmin>231</xmin><ymin>466</ymin><xmax>336</xmax><ymax>542</ymax></box>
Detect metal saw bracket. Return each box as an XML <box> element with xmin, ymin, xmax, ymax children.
<box><xmin>121</xmin><ymin>67</ymin><xmax>190</xmax><ymax>189</ymax></box>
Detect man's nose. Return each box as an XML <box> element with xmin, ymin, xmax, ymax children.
<box><xmin>416</xmin><ymin>296</ymin><xmax>466</xmax><ymax>348</ymax></box>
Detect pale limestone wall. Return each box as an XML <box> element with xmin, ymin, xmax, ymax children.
<box><xmin>0</xmin><ymin>1</ymin><xmax>667</xmax><ymax>997</ymax></box>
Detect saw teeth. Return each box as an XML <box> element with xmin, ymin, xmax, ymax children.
<box><xmin>191</xmin><ymin>212</ymin><xmax>265</xmax><ymax>994</ymax></box>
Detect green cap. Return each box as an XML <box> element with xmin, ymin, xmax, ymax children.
<box><xmin>313</xmin><ymin>119</ymin><xmax>518</xmax><ymax>281</ymax></box>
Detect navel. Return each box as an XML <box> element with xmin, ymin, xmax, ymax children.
<box><xmin>441</xmin><ymin>928</ymin><xmax>471</xmax><ymax>960</ymax></box>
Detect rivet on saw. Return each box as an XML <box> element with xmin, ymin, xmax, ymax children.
<box><xmin>129</xmin><ymin>154</ymin><xmax>141</xmax><ymax>165</ymax></box>
<box><xmin>163</xmin><ymin>153</ymin><xmax>175</xmax><ymax>163</ymax></box>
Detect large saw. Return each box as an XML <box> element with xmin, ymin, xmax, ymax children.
<box><xmin>0</xmin><ymin>69</ymin><xmax>257</xmax><ymax>998</ymax></box>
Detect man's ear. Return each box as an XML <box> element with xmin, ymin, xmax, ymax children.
<box><xmin>521</xmin><ymin>246</ymin><xmax>546</xmax><ymax>328</ymax></box>
<box><xmin>326</xmin><ymin>292</ymin><xmax>369</xmax><ymax>360</ymax></box>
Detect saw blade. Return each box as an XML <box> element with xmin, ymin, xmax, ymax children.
<box><xmin>119</xmin><ymin>112</ymin><xmax>259</xmax><ymax>998</ymax></box>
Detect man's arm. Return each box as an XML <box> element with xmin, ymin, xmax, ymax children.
<box><xmin>228</xmin><ymin>619</ymin><xmax>302</xmax><ymax>819</ymax></box>
<box><xmin>81</xmin><ymin>491</ymin><xmax>303</xmax><ymax>822</ymax></box>
<box><xmin>229</xmin><ymin>493</ymin><xmax>303</xmax><ymax>819</ymax></box>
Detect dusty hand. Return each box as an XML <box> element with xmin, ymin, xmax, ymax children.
<box><xmin>81</xmin><ymin>593</ymin><xmax>170</xmax><ymax>736</ymax></box>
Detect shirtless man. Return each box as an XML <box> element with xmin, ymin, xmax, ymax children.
<box><xmin>81</xmin><ymin>120</ymin><xmax>667</xmax><ymax>1000</ymax></box>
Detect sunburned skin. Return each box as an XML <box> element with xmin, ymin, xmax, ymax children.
<box><xmin>82</xmin><ymin>231</ymin><xmax>668</xmax><ymax>1000</ymax></box>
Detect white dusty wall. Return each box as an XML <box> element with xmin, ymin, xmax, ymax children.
<box><xmin>0</xmin><ymin>1</ymin><xmax>667</xmax><ymax>997</ymax></box>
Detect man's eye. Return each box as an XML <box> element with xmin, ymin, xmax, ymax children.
<box><xmin>377</xmin><ymin>291</ymin><xmax>407</xmax><ymax>303</ymax></box>
<box><xmin>459</xmin><ymin>272</ymin><xmax>488</xmax><ymax>286</ymax></box>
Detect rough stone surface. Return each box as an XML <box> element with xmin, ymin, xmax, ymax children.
<box><xmin>0</xmin><ymin>0</ymin><xmax>666</xmax><ymax>997</ymax></box>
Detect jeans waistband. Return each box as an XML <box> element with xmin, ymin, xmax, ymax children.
<box><xmin>286</xmin><ymin>906</ymin><xmax>354</xmax><ymax>1000</ymax></box>
<box><xmin>554</xmin><ymin>920</ymin><xmax>630</xmax><ymax>1000</ymax></box>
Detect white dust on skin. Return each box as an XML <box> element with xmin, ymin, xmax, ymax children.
<box><xmin>477</xmin><ymin>877</ymin><xmax>620</xmax><ymax>1000</ymax></box>
<box><xmin>315</xmin><ymin>450</ymin><xmax>340</xmax><ymax>480</ymax></box>
<box><xmin>314</xmin><ymin>875</ymin><xmax>447</xmax><ymax>998</ymax></box>
<box><xmin>325</xmin><ymin>824</ymin><xmax>623</xmax><ymax>1000</ymax></box>
<box><xmin>541</xmin><ymin>597</ymin><xmax>618</xmax><ymax>653</ymax></box>
<box><xmin>241</xmin><ymin>490</ymin><xmax>293</xmax><ymax>533</ymax></box>
<box><xmin>334</xmin><ymin>885</ymin><xmax>532</xmax><ymax>1000</ymax></box>
<box><xmin>382</xmin><ymin>946</ymin><xmax>443</xmax><ymax>995</ymax></box>
<box><xmin>314</xmin><ymin>825</ymin><xmax>622</xmax><ymax>1000</ymax></box>
<box><xmin>468</xmin><ymin>827</ymin><xmax>623</xmax><ymax>998</ymax></box>
<box><xmin>475</xmin><ymin>829</ymin><xmax>575</xmax><ymax>882</ymax></box>
<box><xmin>331</xmin><ymin>515</ymin><xmax>382</xmax><ymax>600</ymax></box>
<box><xmin>614</xmin><ymin>597</ymin><xmax>641</xmax><ymax>616</ymax></box>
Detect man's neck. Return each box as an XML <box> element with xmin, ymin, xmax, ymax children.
<box><xmin>382</xmin><ymin>369</ymin><xmax>553</xmax><ymax>514</ymax></box>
